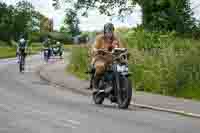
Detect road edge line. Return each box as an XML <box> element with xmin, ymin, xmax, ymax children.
<box><xmin>132</xmin><ymin>103</ymin><xmax>200</xmax><ymax>119</ymax></box>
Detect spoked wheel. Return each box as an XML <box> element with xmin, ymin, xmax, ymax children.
<box><xmin>116</xmin><ymin>75</ymin><xmax>132</xmax><ymax>109</ymax></box>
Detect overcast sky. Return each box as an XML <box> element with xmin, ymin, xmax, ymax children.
<box><xmin>2</xmin><ymin>0</ymin><xmax>200</xmax><ymax>31</ymax></box>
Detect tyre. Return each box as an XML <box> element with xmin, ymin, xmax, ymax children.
<box><xmin>92</xmin><ymin>78</ymin><xmax>105</xmax><ymax>105</ymax></box>
<box><xmin>93</xmin><ymin>91</ymin><xmax>105</xmax><ymax>105</ymax></box>
<box><xmin>19</xmin><ymin>55</ymin><xmax>24</xmax><ymax>72</ymax></box>
<box><xmin>59</xmin><ymin>51</ymin><xmax>63</xmax><ymax>59</ymax></box>
<box><xmin>19</xmin><ymin>63</ymin><xmax>23</xmax><ymax>72</ymax></box>
<box><xmin>117</xmin><ymin>76</ymin><xmax>132</xmax><ymax>109</ymax></box>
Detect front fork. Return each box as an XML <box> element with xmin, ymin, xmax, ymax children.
<box><xmin>112</xmin><ymin>72</ymin><xmax>119</xmax><ymax>98</ymax></box>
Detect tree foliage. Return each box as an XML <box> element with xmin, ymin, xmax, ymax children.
<box><xmin>64</xmin><ymin>9</ymin><xmax>80</xmax><ymax>37</ymax></box>
<box><xmin>0</xmin><ymin>1</ymin><xmax>45</xmax><ymax>45</ymax></box>
<box><xmin>73</xmin><ymin>0</ymin><xmax>196</xmax><ymax>33</ymax></box>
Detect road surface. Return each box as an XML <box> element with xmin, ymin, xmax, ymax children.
<box><xmin>0</xmin><ymin>55</ymin><xmax>199</xmax><ymax>133</ymax></box>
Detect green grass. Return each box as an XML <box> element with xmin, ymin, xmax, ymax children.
<box><xmin>0</xmin><ymin>40</ymin><xmax>17</xmax><ymax>59</ymax></box>
<box><xmin>0</xmin><ymin>47</ymin><xmax>17</xmax><ymax>59</ymax></box>
<box><xmin>29</xmin><ymin>42</ymin><xmax>43</xmax><ymax>54</ymax></box>
<box><xmin>63</xmin><ymin>44</ymin><xmax>74</xmax><ymax>51</ymax></box>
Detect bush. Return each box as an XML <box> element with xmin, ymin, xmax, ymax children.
<box><xmin>29</xmin><ymin>32</ymin><xmax>42</xmax><ymax>43</ymax></box>
<box><xmin>48</xmin><ymin>32</ymin><xmax>73</xmax><ymax>44</ymax></box>
<box><xmin>0</xmin><ymin>40</ymin><xmax>9</xmax><ymax>46</ymax></box>
<box><xmin>175</xmin><ymin>44</ymin><xmax>200</xmax><ymax>99</ymax></box>
<box><xmin>124</xmin><ymin>28</ymin><xmax>194</xmax><ymax>50</ymax></box>
<box><xmin>67</xmin><ymin>46</ymin><xmax>89</xmax><ymax>79</ymax></box>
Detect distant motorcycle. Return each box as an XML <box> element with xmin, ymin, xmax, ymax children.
<box><xmin>88</xmin><ymin>48</ymin><xmax>133</xmax><ymax>109</ymax></box>
<box><xmin>52</xmin><ymin>46</ymin><xmax>63</xmax><ymax>59</ymax></box>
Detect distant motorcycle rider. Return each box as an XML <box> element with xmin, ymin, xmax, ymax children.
<box><xmin>43</xmin><ymin>36</ymin><xmax>51</xmax><ymax>49</ymax></box>
<box><xmin>17</xmin><ymin>34</ymin><xmax>28</xmax><ymax>62</ymax></box>
<box><xmin>42</xmin><ymin>36</ymin><xmax>52</xmax><ymax>57</ymax></box>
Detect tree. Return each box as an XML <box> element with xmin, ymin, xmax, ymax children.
<box><xmin>64</xmin><ymin>9</ymin><xmax>80</xmax><ymax>36</ymax></box>
<box><xmin>60</xmin><ymin>25</ymin><xmax>70</xmax><ymax>33</ymax></box>
<box><xmin>40</xmin><ymin>16</ymin><xmax>53</xmax><ymax>33</ymax></box>
<box><xmin>0</xmin><ymin>2</ymin><xmax>15</xmax><ymax>43</ymax></box>
<box><xmin>140</xmin><ymin>0</ymin><xmax>195</xmax><ymax>33</ymax></box>
<box><xmin>52</xmin><ymin>0</ymin><xmax>60</xmax><ymax>10</ymax></box>
<box><xmin>0</xmin><ymin>1</ymin><xmax>49</xmax><ymax>45</ymax></box>
<box><xmin>73</xmin><ymin>0</ymin><xmax>196</xmax><ymax>33</ymax></box>
<box><xmin>14</xmin><ymin>0</ymin><xmax>35</xmax><ymax>39</ymax></box>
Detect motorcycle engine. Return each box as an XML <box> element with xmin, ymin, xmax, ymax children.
<box><xmin>104</xmin><ymin>72</ymin><xmax>113</xmax><ymax>81</ymax></box>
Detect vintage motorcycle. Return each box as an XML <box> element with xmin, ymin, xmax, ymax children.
<box><xmin>88</xmin><ymin>48</ymin><xmax>132</xmax><ymax>109</ymax></box>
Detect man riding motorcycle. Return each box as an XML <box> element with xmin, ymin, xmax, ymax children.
<box><xmin>42</xmin><ymin>37</ymin><xmax>52</xmax><ymax>59</ymax></box>
<box><xmin>17</xmin><ymin>35</ymin><xmax>28</xmax><ymax>63</ymax></box>
<box><xmin>91</xmin><ymin>23</ymin><xmax>125</xmax><ymax>90</ymax></box>
<box><xmin>43</xmin><ymin>37</ymin><xmax>51</xmax><ymax>49</ymax></box>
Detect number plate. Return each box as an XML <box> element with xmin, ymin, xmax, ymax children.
<box><xmin>116</xmin><ymin>65</ymin><xmax>128</xmax><ymax>73</ymax></box>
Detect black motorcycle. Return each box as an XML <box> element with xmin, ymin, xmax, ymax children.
<box><xmin>88</xmin><ymin>48</ymin><xmax>132</xmax><ymax>109</ymax></box>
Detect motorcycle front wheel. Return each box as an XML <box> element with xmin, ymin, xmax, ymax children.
<box><xmin>92</xmin><ymin>78</ymin><xmax>105</xmax><ymax>105</ymax></box>
<box><xmin>116</xmin><ymin>75</ymin><xmax>132</xmax><ymax>109</ymax></box>
<box><xmin>93</xmin><ymin>91</ymin><xmax>105</xmax><ymax>105</ymax></box>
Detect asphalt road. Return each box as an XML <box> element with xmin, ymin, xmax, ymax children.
<box><xmin>0</xmin><ymin>55</ymin><xmax>199</xmax><ymax>133</ymax></box>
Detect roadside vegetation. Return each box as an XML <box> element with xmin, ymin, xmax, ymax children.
<box><xmin>67</xmin><ymin>28</ymin><xmax>200</xmax><ymax>101</ymax></box>
<box><xmin>0</xmin><ymin>44</ymin><xmax>16</xmax><ymax>59</ymax></box>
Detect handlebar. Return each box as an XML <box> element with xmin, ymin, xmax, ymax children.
<box><xmin>95</xmin><ymin>49</ymin><xmax>110</xmax><ymax>53</ymax></box>
<box><xmin>95</xmin><ymin>48</ymin><xmax>127</xmax><ymax>54</ymax></box>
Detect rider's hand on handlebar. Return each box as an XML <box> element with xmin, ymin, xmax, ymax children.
<box><xmin>96</xmin><ymin>49</ymin><xmax>111</xmax><ymax>55</ymax></box>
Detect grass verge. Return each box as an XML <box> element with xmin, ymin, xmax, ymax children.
<box><xmin>0</xmin><ymin>47</ymin><xmax>17</xmax><ymax>59</ymax></box>
<box><xmin>67</xmin><ymin>45</ymin><xmax>89</xmax><ymax>80</ymax></box>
